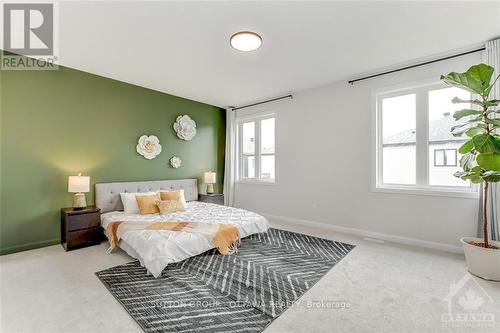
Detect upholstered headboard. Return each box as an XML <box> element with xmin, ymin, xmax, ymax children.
<box><xmin>95</xmin><ymin>179</ymin><xmax>198</xmax><ymax>214</ymax></box>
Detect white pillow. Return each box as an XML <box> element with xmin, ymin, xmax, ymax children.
<box><xmin>120</xmin><ymin>192</ymin><xmax>156</xmax><ymax>214</ymax></box>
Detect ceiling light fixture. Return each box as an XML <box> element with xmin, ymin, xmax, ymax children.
<box><xmin>230</xmin><ymin>31</ymin><xmax>262</xmax><ymax>52</ymax></box>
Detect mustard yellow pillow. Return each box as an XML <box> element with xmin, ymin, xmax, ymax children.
<box><xmin>159</xmin><ymin>190</ymin><xmax>187</xmax><ymax>209</ymax></box>
<box><xmin>135</xmin><ymin>194</ymin><xmax>160</xmax><ymax>215</ymax></box>
<box><xmin>160</xmin><ymin>189</ymin><xmax>180</xmax><ymax>200</ymax></box>
<box><xmin>156</xmin><ymin>199</ymin><xmax>186</xmax><ymax>215</ymax></box>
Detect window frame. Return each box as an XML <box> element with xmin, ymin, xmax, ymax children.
<box><xmin>371</xmin><ymin>79</ymin><xmax>478</xmax><ymax>199</ymax></box>
<box><xmin>236</xmin><ymin>112</ymin><xmax>276</xmax><ymax>185</ymax></box>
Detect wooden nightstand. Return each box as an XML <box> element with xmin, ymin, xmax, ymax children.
<box><xmin>198</xmin><ymin>193</ymin><xmax>224</xmax><ymax>205</ymax></box>
<box><xmin>61</xmin><ymin>206</ymin><xmax>102</xmax><ymax>251</ymax></box>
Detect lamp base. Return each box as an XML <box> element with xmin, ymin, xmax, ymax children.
<box><xmin>206</xmin><ymin>183</ymin><xmax>214</xmax><ymax>194</ymax></box>
<box><xmin>73</xmin><ymin>193</ymin><xmax>87</xmax><ymax>209</ymax></box>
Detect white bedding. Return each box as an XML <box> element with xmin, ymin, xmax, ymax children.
<box><xmin>101</xmin><ymin>201</ymin><xmax>270</xmax><ymax>277</ymax></box>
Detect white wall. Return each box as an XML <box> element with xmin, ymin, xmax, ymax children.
<box><xmin>234</xmin><ymin>53</ymin><xmax>482</xmax><ymax>249</ymax></box>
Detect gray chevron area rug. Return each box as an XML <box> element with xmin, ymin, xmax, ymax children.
<box><xmin>96</xmin><ymin>228</ymin><xmax>355</xmax><ymax>333</ymax></box>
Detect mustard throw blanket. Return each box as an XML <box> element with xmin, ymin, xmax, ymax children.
<box><xmin>107</xmin><ymin>221</ymin><xmax>241</xmax><ymax>255</ymax></box>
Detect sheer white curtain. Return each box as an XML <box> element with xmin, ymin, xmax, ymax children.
<box><xmin>478</xmin><ymin>38</ymin><xmax>500</xmax><ymax>241</ymax></box>
<box><xmin>223</xmin><ymin>108</ymin><xmax>236</xmax><ymax>206</ymax></box>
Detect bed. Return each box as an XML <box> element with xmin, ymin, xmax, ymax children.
<box><xmin>95</xmin><ymin>179</ymin><xmax>270</xmax><ymax>277</ymax></box>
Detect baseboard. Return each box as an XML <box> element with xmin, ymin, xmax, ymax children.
<box><xmin>0</xmin><ymin>238</ymin><xmax>60</xmax><ymax>256</ymax></box>
<box><xmin>263</xmin><ymin>213</ymin><xmax>463</xmax><ymax>254</ymax></box>
<box><xmin>0</xmin><ymin>217</ymin><xmax>462</xmax><ymax>255</ymax></box>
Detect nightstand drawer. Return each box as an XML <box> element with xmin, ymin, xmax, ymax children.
<box><xmin>202</xmin><ymin>196</ymin><xmax>223</xmax><ymax>205</ymax></box>
<box><xmin>67</xmin><ymin>212</ymin><xmax>100</xmax><ymax>231</ymax></box>
<box><xmin>66</xmin><ymin>228</ymin><xmax>101</xmax><ymax>250</ymax></box>
<box><xmin>198</xmin><ymin>194</ymin><xmax>224</xmax><ymax>205</ymax></box>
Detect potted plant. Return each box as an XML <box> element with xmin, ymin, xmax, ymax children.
<box><xmin>440</xmin><ymin>64</ymin><xmax>500</xmax><ymax>281</ymax></box>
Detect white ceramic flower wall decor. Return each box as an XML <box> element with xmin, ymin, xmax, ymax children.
<box><xmin>170</xmin><ymin>156</ymin><xmax>182</xmax><ymax>168</ymax></box>
<box><xmin>173</xmin><ymin>115</ymin><xmax>197</xmax><ymax>141</ymax></box>
<box><xmin>136</xmin><ymin>135</ymin><xmax>162</xmax><ymax>159</ymax></box>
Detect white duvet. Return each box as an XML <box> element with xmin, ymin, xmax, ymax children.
<box><xmin>101</xmin><ymin>201</ymin><xmax>270</xmax><ymax>277</ymax></box>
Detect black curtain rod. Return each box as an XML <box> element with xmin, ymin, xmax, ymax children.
<box><xmin>348</xmin><ymin>47</ymin><xmax>486</xmax><ymax>85</ymax></box>
<box><xmin>231</xmin><ymin>94</ymin><xmax>293</xmax><ymax>111</ymax></box>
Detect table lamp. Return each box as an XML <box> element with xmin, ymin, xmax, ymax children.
<box><xmin>204</xmin><ymin>171</ymin><xmax>216</xmax><ymax>194</ymax></box>
<box><xmin>68</xmin><ymin>173</ymin><xmax>90</xmax><ymax>209</ymax></box>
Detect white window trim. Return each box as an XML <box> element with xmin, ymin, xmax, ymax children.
<box><xmin>236</xmin><ymin>111</ymin><xmax>276</xmax><ymax>185</ymax></box>
<box><xmin>371</xmin><ymin>78</ymin><xmax>479</xmax><ymax>199</ymax></box>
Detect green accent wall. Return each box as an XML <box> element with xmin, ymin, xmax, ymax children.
<box><xmin>0</xmin><ymin>62</ymin><xmax>226</xmax><ymax>255</ymax></box>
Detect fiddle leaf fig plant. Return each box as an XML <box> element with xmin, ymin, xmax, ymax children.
<box><xmin>441</xmin><ymin>63</ymin><xmax>500</xmax><ymax>249</ymax></box>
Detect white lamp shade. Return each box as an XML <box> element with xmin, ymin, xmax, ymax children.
<box><xmin>204</xmin><ymin>171</ymin><xmax>216</xmax><ymax>184</ymax></box>
<box><xmin>68</xmin><ymin>175</ymin><xmax>90</xmax><ymax>193</ymax></box>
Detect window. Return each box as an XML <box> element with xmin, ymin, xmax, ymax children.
<box><xmin>434</xmin><ymin>149</ymin><xmax>457</xmax><ymax>167</ymax></box>
<box><xmin>374</xmin><ymin>81</ymin><xmax>477</xmax><ymax>197</ymax></box>
<box><xmin>381</xmin><ymin>93</ymin><xmax>416</xmax><ymax>185</ymax></box>
<box><xmin>241</xmin><ymin>122</ymin><xmax>256</xmax><ymax>178</ymax></box>
<box><xmin>237</xmin><ymin>114</ymin><xmax>275</xmax><ymax>183</ymax></box>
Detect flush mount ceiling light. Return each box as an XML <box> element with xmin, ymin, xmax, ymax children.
<box><xmin>230</xmin><ymin>31</ymin><xmax>262</xmax><ymax>52</ymax></box>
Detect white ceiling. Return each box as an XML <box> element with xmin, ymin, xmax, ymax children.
<box><xmin>56</xmin><ymin>1</ymin><xmax>500</xmax><ymax>107</ymax></box>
